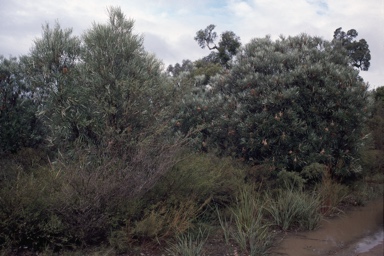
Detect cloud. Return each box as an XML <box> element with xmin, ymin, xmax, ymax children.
<box><xmin>0</xmin><ymin>0</ymin><xmax>382</xmax><ymax>88</ymax></box>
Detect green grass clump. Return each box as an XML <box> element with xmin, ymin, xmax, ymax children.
<box><xmin>166</xmin><ymin>228</ymin><xmax>208</xmax><ymax>256</ymax></box>
<box><xmin>265</xmin><ymin>188</ymin><xmax>322</xmax><ymax>231</ymax></box>
<box><xmin>217</xmin><ymin>186</ymin><xmax>273</xmax><ymax>256</ymax></box>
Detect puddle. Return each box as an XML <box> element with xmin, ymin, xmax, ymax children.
<box><xmin>355</xmin><ymin>229</ymin><xmax>383</xmax><ymax>254</ymax></box>
<box><xmin>271</xmin><ymin>196</ymin><xmax>384</xmax><ymax>256</ymax></box>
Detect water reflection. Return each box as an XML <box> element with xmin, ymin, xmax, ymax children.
<box><xmin>355</xmin><ymin>229</ymin><xmax>384</xmax><ymax>254</ymax></box>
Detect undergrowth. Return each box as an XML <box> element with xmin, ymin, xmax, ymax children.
<box><xmin>0</xmin><ymin>148</ymin><xmax>382</xmax><ymax>255</ymax></box>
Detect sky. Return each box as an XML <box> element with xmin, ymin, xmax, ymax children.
<box><xmin>0</xmin><ymin>0</ymin><xmax>383</xmax><ymax>89</ymax></box>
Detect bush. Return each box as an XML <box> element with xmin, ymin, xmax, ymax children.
<box><xmin>147</xmin><ymin>153</ymin><xmax>245</xmax><ymax>206</ymax></box>
<box><xmin>276</xmin><ymin>169</ymin><xmax>306</xmax><ymax>190</ymax></box>
<box><xmin>0</xmin><ymin>56</ymin><xmax>45</xmax><ymax>154</ymax></box>
<box><xmin>360</xmin><ymin>150</ymin><xmax>384</xmax><ymax>175</ymax></box>
<box><xmin>300</xmin><ymin>163</ymin><xmax>327</xmax><ymax>186</ymax></box>
<box><xmin>112</xmin><ymin>153</ymin><xmax>246</xmax><ymax>244</ymax></box>
<box><xmin>176</xmin><ymin>34</ymin><xmax>369</xmax><ymax>181</ymax></box>
<box><xmin>0</xmin><ymin>165</ymin><xmax>69</xmax><ymax>251</ymax></box>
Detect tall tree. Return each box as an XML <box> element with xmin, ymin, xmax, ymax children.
<box><xmin>194</xmin><ymin>24</ymin><xmax>241</xmax><ymax>67</ymax></box>
<box><xmin>25</xmin><ymin>22</ymin><xmax>84</xmax><ymax>147</ymax></box>
<box><xmin>81</xmin><ymin>7</ymin><xmax>172</xmax><ymax>148</ymax></box>
<box><xmin>333</xmin><ymin>27</ymin><xmax>371</xmax><ymax>71</ymax></box>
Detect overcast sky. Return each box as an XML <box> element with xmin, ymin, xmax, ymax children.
<box><xmin>0</xmin><ymin>0</ymin><xmax>383</xmax><ymax>89</ymax></box>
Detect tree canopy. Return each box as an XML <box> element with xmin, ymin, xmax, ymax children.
<box><xmin>194</xmin><ymin>24</ymin><xmax>241</xmax><ymax>67</ymax></box>
<box><xmin>333</xmin><ymin>27</ymin><xmax>371</xmax><ymax>71</ymax></box>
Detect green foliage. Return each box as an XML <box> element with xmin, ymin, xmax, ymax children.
<box><xmin>0</xmin><ymin>56</ymin><xmax>45</xmax><ymax>153</ymax></box>
<box><xmin>194</xmin><ymin>24</ymin><xmax>241</xmax><ymax>67</ymax></box>
<box><xmin>276</xmin><ymin>169</ymin><xmax>306</xmax><ymax>190</ymax></box>
<box><xmin>220</xmin><ymin>187</ymin><xmax>273</xmax><ymax>255</ymax></box>
<box><xmin>317</xmin><ymin>178</ymin><xmax>348</xmax><ymax>216</ymax></box>
<box><xmin>147</xmin><ymin>153</ymin><xmax>245</xmax><ymax>206</ymax></box>
<box><xmin>0</xmin><ymin>165</ymin><xmax>69</xmax><ymax>251</ymax></box>
<box><xmin>178</xmin><ymin>33</ymin><xmax>369</xmax><ymax>180</ymax></box>
<box><xmin>24</xmin><ymin>21</ymin><xmax>83</xmax><ymax>147</ymax></box>
<box><xmin>122</xmin><ymin>153</ymin><xmax>245</xmax><ymax>242</ymax></box>
<box><xmin>166</xmin><ymin>228</ymin><xmax>208</xmax><ymax>256</ymax></box>
<box><xmin>360</xmin><ymin>150</ymin><xmax>384</xmax><ymax>175</ymax></box>
<box><xmin>333</xmin><ymin>27</ymin><xmax>371</xmax><ymax>71</ymax></box>
<box><xmin>265</xmin><ymin>188</ymin><xmax>322</xmax><ymax>231</ymax></box>
<box><xmin>300</xmin><ymin>163</ymin><xmax>327</xmax><ymax>185</ymax></box>
<box><xmin>368</xmin><ymin>86</ymin><xmax>384</xmax><ymax>150</ymax></box>
<box><xmin>26</xmin><ymin>7</ymin><xmax>174</xmax><ymax>152</ymax></box>
<box><xmin>0</xmin><ymin>6</ymin><xmax>379</xmax><ymax>254</ymax></box>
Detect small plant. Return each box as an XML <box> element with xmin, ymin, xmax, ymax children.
<box><xmin>301</xmin><ymin>163</ymin><xmax>326</xmax><ymax>186</ymax></box>
<box><xmin>318</xmin><ymin>169</ymin><xmax>349</xmax><ymax>215</ymax></box>
<box><xmin>226</xmin><ymin>186</ymin><xmax>273</xmax><ymax>256</ymax></box>
<box><xmin>166</xmin><ymin>228</ymin><xmax>208</xmax><ymax>256</ymax></box>
<box><xmin>277</xmin><ymin>169</ymin><xmax>306</xmax><ymax>190</ymax></box>
<box><xmin>216</xmin><ymin>206</ymin><xmax>232</xmax><ymax>244</ymax></box>
<box><xmin>265</xmin><ymin>188</ymin><xmax>322</xmax><ymax>231</ymax></box>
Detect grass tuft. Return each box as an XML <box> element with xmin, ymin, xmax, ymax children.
<box><xmin>166</xmin><ymin>228</ymin><xmax>208</xmax><ymax>256</ymax></box>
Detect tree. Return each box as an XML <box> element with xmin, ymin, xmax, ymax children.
<box><xmin>25</xmin><ymin>22</ymin><xmax>83</xmax><ymax>147</ymax></box>
<box><xmin>194</xmin><ymin>24</ymin><xmax>241</xmax><ymax>67</ymax></box>
<box><xmin>177</xmin><ymin>34</ymin><xmax>369</xmax><ymax>180</ymax></box>
<box><xmin>166</xmin><ymin>59</ymin><xmax>193</xmax><ymax>77</ymax></box>
<box><xmin>81</xmin><ymin>7</ymin><xmax>174</xmax><ymax>148</ymax></box>
<box><xmin>333</xmin><ymin>27</ymin><xmax>371</xmax><ymax>71</ymax></box>
<box><xmin>368</xmin><ymin>86</ymin><xmax>384</xmax><ymax>150</ymax></box>
<box><xmin>0</xmin><ymin>56</ymin><xmax>45</xmax><ymax>153</ymax></box>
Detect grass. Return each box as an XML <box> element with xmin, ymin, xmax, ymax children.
<box><xmin>265</xmin><ymin>188</ymin><xmax>322</xmax><ymax>231</ymax></box>
<box><xmin>217</xmin><ymin>186</ymin><xmax>274</xmax><ymax>256</ymax></box>
<box><xmin>166</xmin><ymin>228</ymin><xmax>208</xmax><ymax>256</ymax></box>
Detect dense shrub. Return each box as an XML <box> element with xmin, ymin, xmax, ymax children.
<box><xmin>0</xmin><ymin>56</ymin><xmax>45</xmax><ymax>154</ymax></box>
<box><xmin>175</xmin><ymin>34</ymin><xmax>369</xmax><ymax>181</ymax></box>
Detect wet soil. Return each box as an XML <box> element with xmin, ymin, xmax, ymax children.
<box><xmin>270</xmin><ymin>196</ymin><xmax>384</xmax><ymax>256</ymax></box>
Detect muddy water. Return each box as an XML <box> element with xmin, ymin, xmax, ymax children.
<box><xmin>271</xmin><ymin>197</ymin><xmax>384</xmax><ymax>256</ymax></box>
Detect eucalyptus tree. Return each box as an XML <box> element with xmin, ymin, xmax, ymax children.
<box><xmin>195</xmin><ymin>24</ymin><xmax>241</xmax><ymax>67</ymax></box>
<box><xmin>333</xmin><ymin>27</ymin><xmax>371</xmax><ymax>71</ymax></box>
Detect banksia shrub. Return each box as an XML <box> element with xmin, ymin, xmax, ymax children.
<box><xmin>177</xmin><ymin>34</ymin><xmax>369</xmax><ymax>180</ymax></box>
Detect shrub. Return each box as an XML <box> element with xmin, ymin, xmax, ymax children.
<box><xmin>0</xmin><ymin>56</ymin><xmax>45</xmax><ymax>154</ymax></box>
<box><xmin>176</xmin><ymin>34</ymin><xmax>369</xmax><ymax>181</ymax></box>
<box><xmin>145</xmin><ymin>153</ymin><xmax>246</xmax><ymax>213</ymax></box>
<box><xmin>360</xmin><ymin>150</ymin><xmax>384</xmax><ymax>176</ymax></box>
<box><xmin>300</xmin><ymin>163</ymin><xmax>327</xmax><ymax>186</ymax></box>
<box><xmin>0</xmin><ymin>165</ymin><xmax>70</xmax><ymax>251</ymax></box>
<box><xmin>114</xmin><ymin>153</ymin><xmax>246</xmax><ymax>244</ymax></box>
<box><xmin>276</xmin><ymin>169</ymin><xmax>306</xmax><ymax>190</ymax></box>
